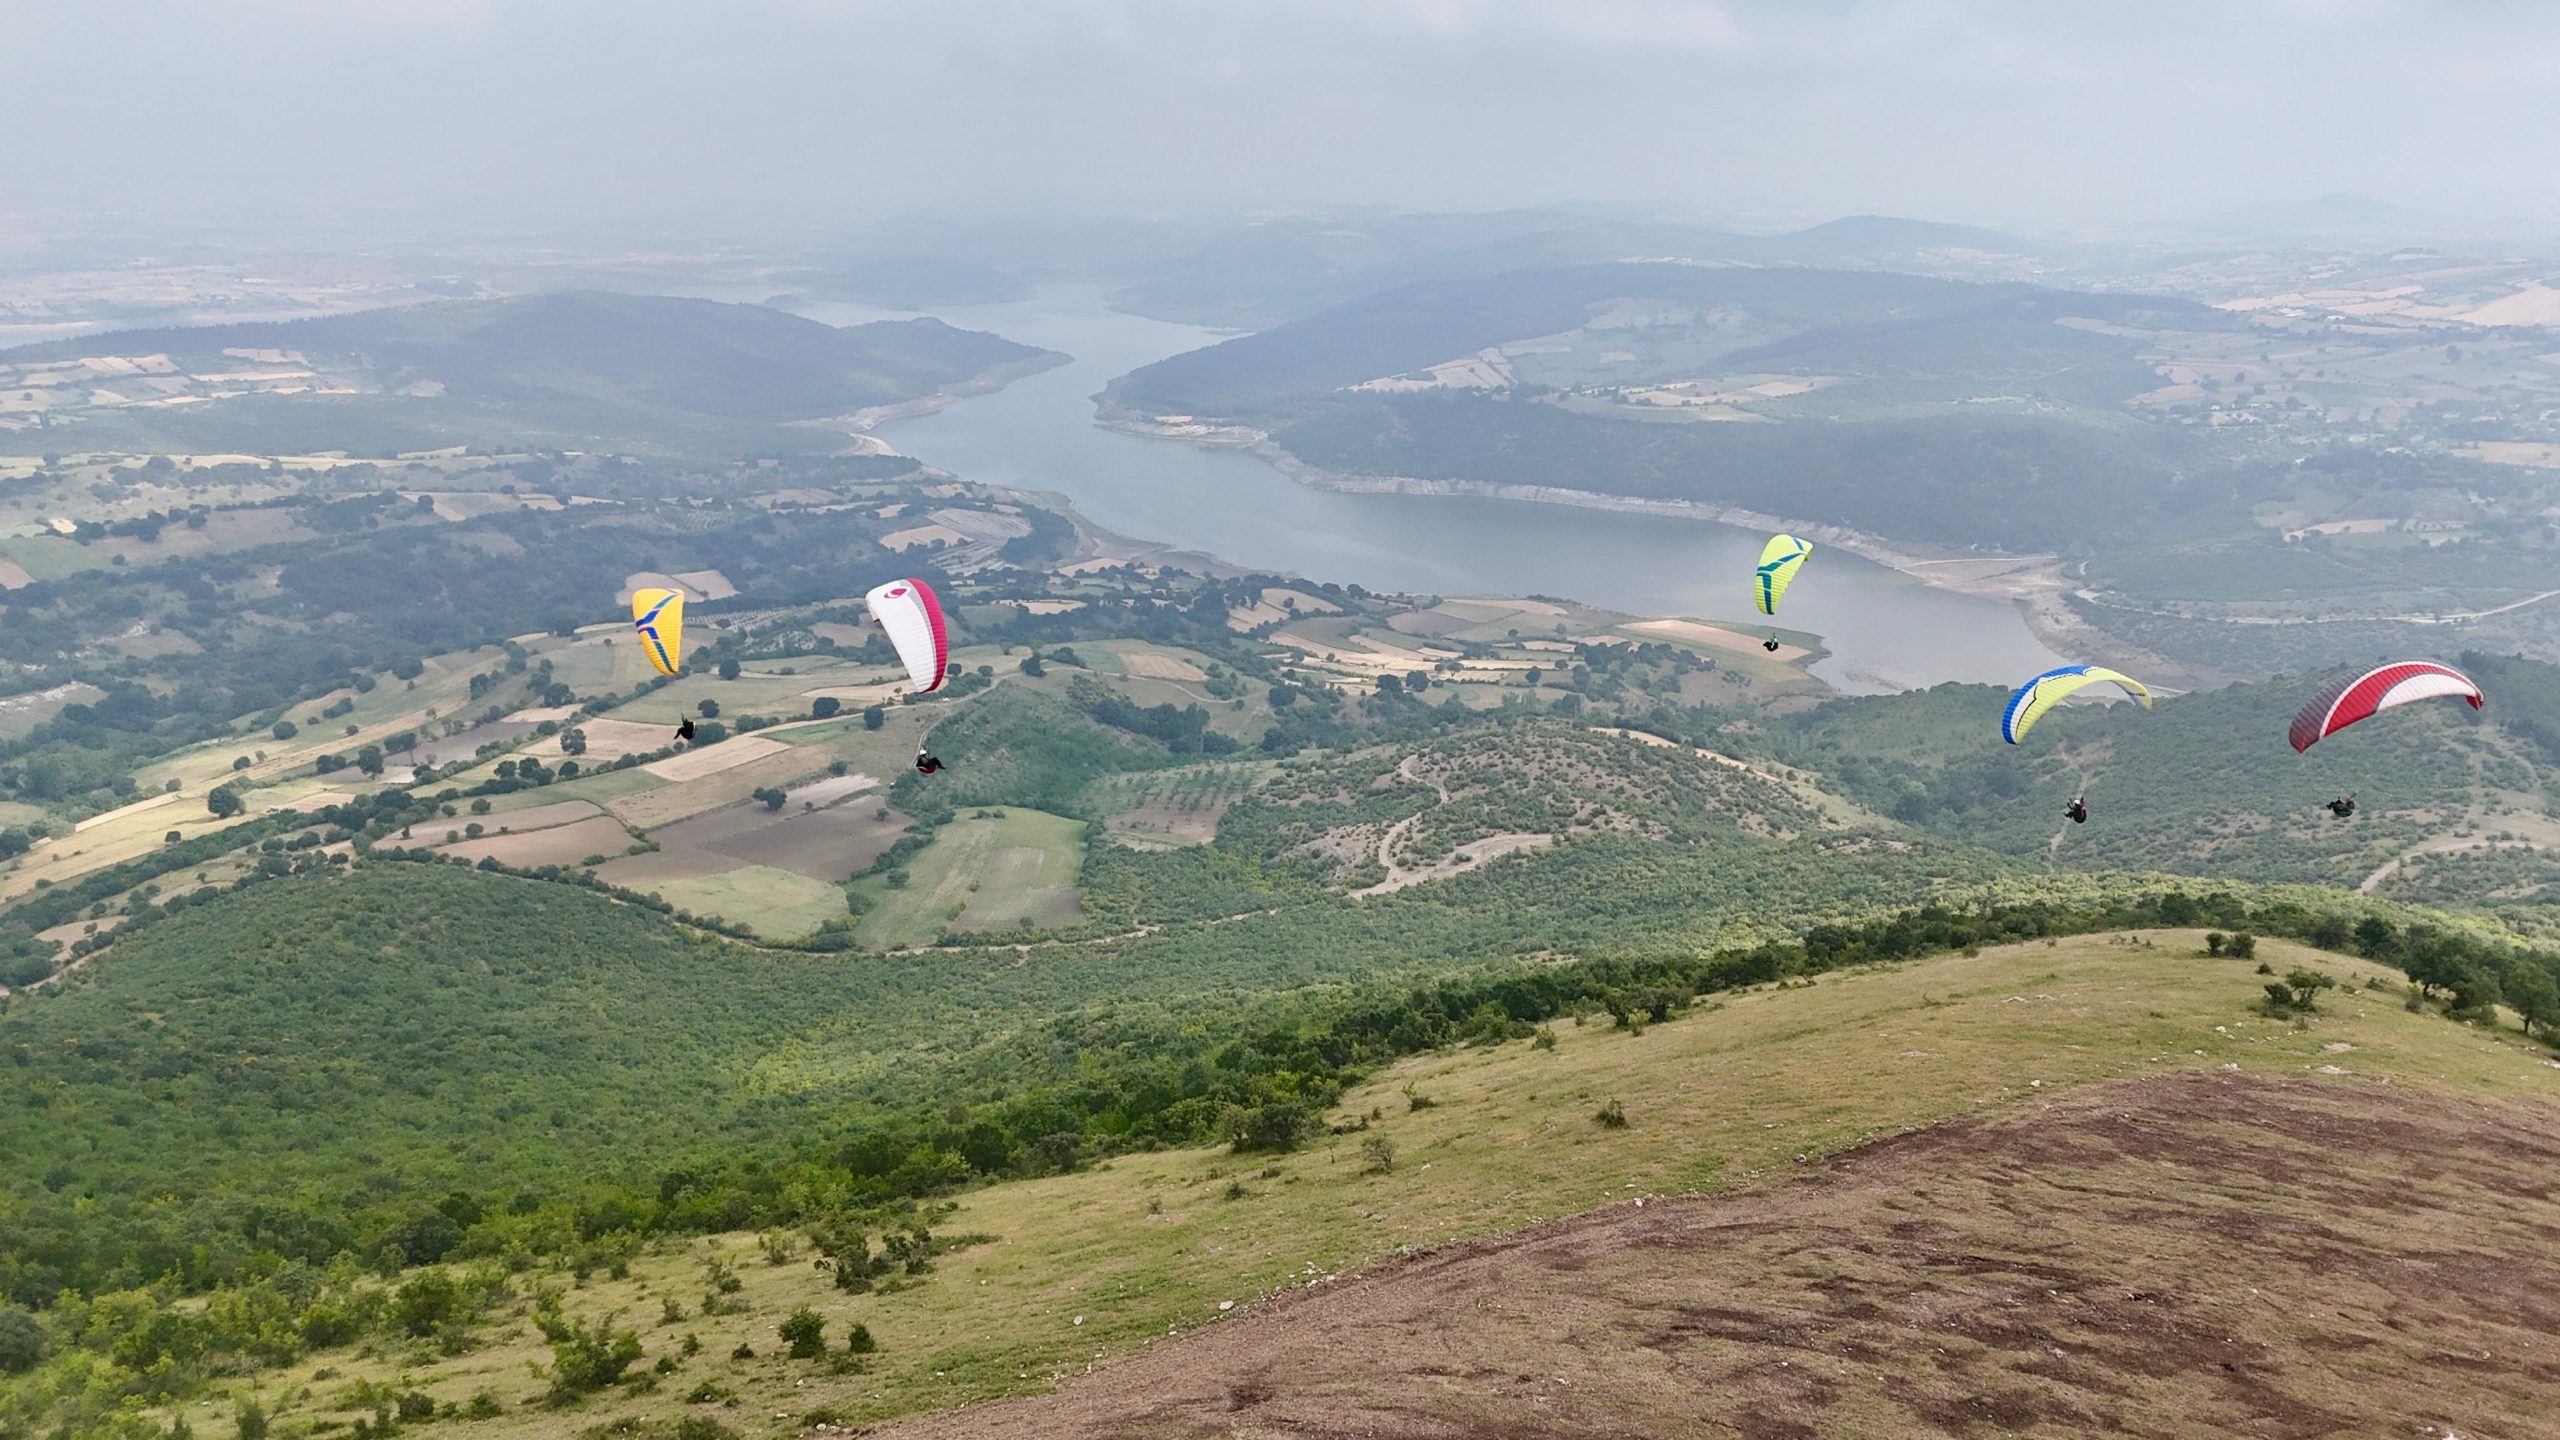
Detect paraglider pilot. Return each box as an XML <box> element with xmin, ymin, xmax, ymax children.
<box><xmin>1762</xmin><ymin>636</ymin><xmax>1781</xmax><ymax>653</ymax></box>
<box><xmin>2063</xmin><ymin>796</ymin><xmax>2088</xmax><ymax>825</ymax></box>
<box><xmin>674</xmin><ymin>717</ymin><xmax>696</xmax><ymax>744</ymax></box>
<box><xmin>2326</xmin><ymin>795</ymin><xmax>2356</xmax><ymax>819</ymax></box>
<box><xmin>914</xmin><ymin>748</ymin><xmax>945</xmax><ymax>776</ymax></box>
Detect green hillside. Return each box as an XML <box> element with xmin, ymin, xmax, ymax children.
<box><xmin>1771</xmin><ymin>661</ymin><xmax>2560</xmax><ymax>915</ymax></box>
<box><xmin>3</xmin><ymin>293</ymin><xmax>1064</xmax><ymax>455</ymax></box>
<box><xmin>1110</xmin><ymin>263</ymin><xmax>2205</xmax><ymax>420</ymax></box>
<box><xmin>1275</xmin><ymin>392</ymin><xmax>2194</xmax><ymax>551</ymax></box>
<box><xmin>8</xmin><ymin>443</ymin><xmax>2560</xmax><ymax>1437</ymax></box>
<box><xmin>21</xmin><ymin>927</ymin><xmax>2554</xmax><ymax>1438</ymax></box>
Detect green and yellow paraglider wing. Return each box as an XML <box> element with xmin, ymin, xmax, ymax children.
<box><xmin>2000</xmin><ymin>664</ymin><xmax>2150</xmax><ymax>745</ymax></box>
<box><xmin>1755</xmin><ymin>534</ymin><xmax>1812</xmax><ymax>616</ymax></box>
<box><xmin>631</xmin><ymin>587</ymin><xmax>685</xmax><ymax>678</ymax></box>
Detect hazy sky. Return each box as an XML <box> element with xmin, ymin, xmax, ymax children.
<box><xmin>8</xmin><ymin>0</ymin><xmax>2557</xmax><ymax>238</ymax></box>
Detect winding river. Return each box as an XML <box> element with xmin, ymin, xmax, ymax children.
<box><xmin>797</xmin><ymin>287</ymin><xmax>2068</xmax><ymax>694</ymax></box>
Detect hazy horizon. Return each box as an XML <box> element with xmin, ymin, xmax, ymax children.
<box><xmin>8</xmin><ymin>0</ymin><xmax>2560</xmax><ymax>245</ymax></box>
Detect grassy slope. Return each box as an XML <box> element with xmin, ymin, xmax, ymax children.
<box><xmin>204</xmin><ymin>930</ymin><xmax>2560</xmax><ymax>1436</ymax></box>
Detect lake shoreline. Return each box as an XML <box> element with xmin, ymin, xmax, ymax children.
<box><xmin>803</xmin><ymin>352</ymin><xmax>1080</xmax><ymax>444</ymax></box>
<box><xmin>1089</xmin><ymin>397</ymin><xmax>2216</xmax><ymax>684</ymax></box>
<box><xmin>1094</xmin><ymin>399</ymin><xmax>2057</xmax><ymax>600</ymax></box>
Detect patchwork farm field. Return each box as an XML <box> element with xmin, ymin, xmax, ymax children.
<box><xmin>852</xmin><ymin>806</ymin><xmax>1088</xmax><ymax>947</ymax></box>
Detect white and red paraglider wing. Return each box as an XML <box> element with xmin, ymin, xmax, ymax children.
<box><xmin>2290</xmin><ymin>661</ymin><xmax>2482</xmax><ymax>753</ymax></box>
<box><xmin>866</xmin><ymin>577</ymin><xmax>950</xmax><ymax>693</ymax></box>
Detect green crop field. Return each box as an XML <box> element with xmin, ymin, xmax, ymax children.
<box><xmin>646</xmin><ymin>862</ymin><xmax>851</xmax><ymax>940</ymax></box>
<box><xmin>851</xmin><ymin>806</ymin><xmax>1088</xmax><ymax>948</ymax></box>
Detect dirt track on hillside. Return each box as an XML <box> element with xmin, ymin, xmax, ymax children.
<box><xmin>860</xmin><ymin>1073</ymin><xmax>2560</xmax><ymax>1439</ymax></box>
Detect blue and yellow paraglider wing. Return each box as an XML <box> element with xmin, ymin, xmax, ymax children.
<box><xmin>2002</xmin><ymin>664</ymin><xmax>2150</xmax><ymax>745</ymax></box>
<box><xmin>631</xmin><ymin>587</ymin><xmax>685</xmax><ymax>678</ymax></box>
<box><xmin>1754</xmin><ymin>534</ymin><xmax>1812</xmax><ymax>617</ymax></box>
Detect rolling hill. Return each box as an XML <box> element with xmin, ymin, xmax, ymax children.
<box><xmin>1770</xmin><ymin>660</ymin><xmax>2560</xmax><ymax>911</ymax></box>
<box><xmin>1102</xmin><ymin>212</ymin><xmax>2069</xmax><ymax>328</ymax></box>
<box><xmin>1109</xmin><ymin>262</ymin><xmax>2210</xmax><ymax>421</ymax></box>
<box><xmin>1102</xmin><ymin>262</ymin><xmax>2232</xmax><ymax>554</ymax></box>
<box><xmin>50</xmin><ymin>929</ymin><xmax>2557</xmax><ymax>1438</ymax></box>
<box><xmin>0</xmin><ymin>292</ymin><xmax>1064</xmax><ymax>455</ymax></box>
<box><xmin>6</xmin><ymin>444</ymin><xmax>2560</xmax><ymax>1437</ymax></box>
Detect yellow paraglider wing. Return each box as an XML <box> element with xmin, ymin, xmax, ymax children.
<box><xmin>2001</xmin><ymin>664</ymin><xmax>2149</xmax><ymax>745</ymax></box>
<box><xmin>631</xmin><ymin>587</ymin><xmax>685</xmax><ymax>678</ymax></box>
<box><xmin>1755</xmin><ymin>534</ymin><xmax>1812</xmax><ymax>616</ymax></box>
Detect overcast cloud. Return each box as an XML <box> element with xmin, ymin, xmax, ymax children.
<box><xmin>6</xmin><ymin>0</ymin><xmax>2557</xmax><ymax>238</ymax></box>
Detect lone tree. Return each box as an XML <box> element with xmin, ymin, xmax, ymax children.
<box><xmin>2507</xmin><ymin>964</ymin><xmax>2560</xmax><ymax>1039</ymax></box>
<box><xmin>753</xmin><ymin>787</ymin><xmax>788</xmax><ymax>812</ymax></box>
<box><xmin>537</xmin><ymin>1308</ymin><xmax>641</xmax><ymax>1399</ymax></box>
<box><xmin>717</xmin><ymin>658</ymin><xmax>742</xmax><ymax>681</ymax></box>
<box><xmin>863</xmin><ymin>705</ymin><xmax>886</xmax><ymax>731</ymax></box>
<box><xmin>697</xmin><ymin>699</ymin><xmax>719</xmax><ymax>718</ymax></box>
<box><xmin>812</xmin><ymin>696</ymin><xmax>842</xmax><ymax>720</ymax></box>
<box><xmin>778</xmin><ymin>1307</ymin><xmax>826</xmax><ymax>1360</ymax></box>
<box><xmin>2264</xmin><ymin>968</ymin><xmax>2337</xmax><ymax>1015</ymax></box>
<box><xmin>206</xmin><ymin>786</ymin><xmax>244</xmax><ymax>819</ymax></box>
<box><xmin>1220</xmin><ymin>1101</ymin><xmax>1316</xmax><ymax>1154</ymax></box>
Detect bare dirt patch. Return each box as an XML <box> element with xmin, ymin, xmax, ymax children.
<box><xmin>877</xmin><ymin>1072</ymin><xmax>2560</xmax><ymax>1440</ymax></box>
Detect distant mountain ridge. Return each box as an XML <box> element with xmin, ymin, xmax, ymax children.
<box><xmin>10</xmin><ymin>290</ymin><xmax>1062</xmax><ymax>421</ymax></box>
<box><xmin>1104</xmin><ymin>211</ymin><xmax>2057</xmax><ymax>326</ymax></box>
<box><xmin>1110</xmin><ymin>260</ymin><xmax>2213</xmax><ymax>420</ymax></box>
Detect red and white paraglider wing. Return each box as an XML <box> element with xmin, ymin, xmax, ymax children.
<box><xmin>2289</xmin><ymin>661</ymin><xmax>2483</xmax><ymax>753</ymax></box>
<box><xmin>866</xmin><ymin>577</ymin><xmax>950</xmax><ymax>693</ymax></box>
